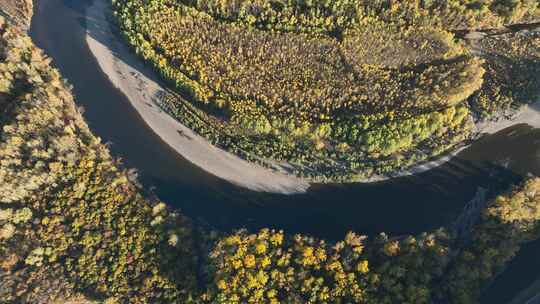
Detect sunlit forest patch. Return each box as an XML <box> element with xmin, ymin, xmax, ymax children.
<box><xmin>112</xmin><ymin>0</ymin><xmax>539</xmax><ymax>182</ymax></box>
<box><xmin>2</xmin><ymin>8</ymin><xmax>540</xmax><ymax>303</ymax></box>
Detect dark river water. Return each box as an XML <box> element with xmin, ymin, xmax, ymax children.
<box><xmin>29</xmin><ymin>0</ymin><xmax>540</xmax><ymax>302</ymax></box>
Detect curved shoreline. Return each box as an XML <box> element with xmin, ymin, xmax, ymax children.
<box><xmin>367</xmin><ymin>99</ymin><xmax>540</xmax><ymax>182</ymax></box>
<box><xmin>85</xmin><ymin>0</ymin><xmax>540</xmax><ymax>189</ymax></box>
<box><xmin>85</xmin><ymin>0</ymin><xmax>309</xmax><ymax>194</ymax></box>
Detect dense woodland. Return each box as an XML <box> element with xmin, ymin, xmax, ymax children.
<box><xmin>210</xmin><ymin>177</ymin><xmax>540</xmax><ymax>303</ymax></box>
<box><xmin>0</xmin><ymin>18</ymin><xmax>198</xmax><ymax>303</ymax></box>
<box><xmin>470</xmin><ymin>30</ymin><xmax>540</xmax><ymax>117</ymax></box>
<box><xmin>112</xmin><ymin>0</ymin><xmax>540</xmax><ymax>182</ymax></box>
<box><xmin>1</xmin><ymin>15</ymin><xmax>540</xmax><ymax>303</ymax></box>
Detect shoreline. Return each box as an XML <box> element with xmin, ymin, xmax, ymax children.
<box><xmin>85</xmin><ymin>0</ymin><xmax>540</xmax><ymax>188</ymax></box>
<box><xmin>85</xmin><ymin>0</ymin><xmax>310</xmax><ymax>194</ymax></box>
<box><xmin>370</xmin><ymin>99</ymin><xmax>540</xmax><ymax>182</ymax></box>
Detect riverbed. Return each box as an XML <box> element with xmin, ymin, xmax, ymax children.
<box><xmin>29</xmin><ymin>0</ymin><xmax>540</xmax><ymax>302</ymax></box>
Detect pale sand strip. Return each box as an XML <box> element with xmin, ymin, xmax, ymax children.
<box><xmin>85</xmin><ymin>0</ymin><xmax>540</xmax><ymax>187</ymax></box>
<box><xmin>476</xmin><ymin>101</ymin><xmax>540</xmax><ymax>134</ymax></box>
<box><xmin>85</xmin><ymin>0</ymin><xmax>309</xmax><ymax>194</ymax></box>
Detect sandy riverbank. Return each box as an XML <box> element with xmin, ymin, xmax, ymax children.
<box><xmin>85</xmin><ymin>0</ymin><xmax>540</xmax><ymax>187</ymax></box>
<box><xmin>377</xmin><ymin>29</ymin><xmax>540</xmax><ymax>181</ymax></box>
<box><xmin>85</xmin><ymin>0</ymin><xmax>309</xmax><ymax>194</ymax></box>
<box><xmin>368</xmin><ymin>99</ymin><xmax>540</xmax><ymax>181</ymax></box>
<box><xmin>477</xmin><ymin>100</ymin><xmax>540</xmax><ymax>134</ymax></box>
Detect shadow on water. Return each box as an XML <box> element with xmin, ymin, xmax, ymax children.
<box><xmin>29</xmin><ymin>0</ymin><xmax>540</xmax><ymax>300</ymax></box>
<box><xmin>481</xmin><ymin>239</ymin><xmax>540</xmax><ymax>304</ymax></box>
<box><xmin>29</xmin><ymin>0</ymin><xmax>540</xmax><ymax>238</ymax></box>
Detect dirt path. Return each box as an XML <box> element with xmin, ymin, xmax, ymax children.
<box><xmin>85</xmin><ymin>0</ymin><xmax>309</xmax><ymax>194</ymax></box>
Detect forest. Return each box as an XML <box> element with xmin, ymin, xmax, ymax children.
<box><xmin>1</xmin><ymin>15</ymin><xmax>540</xmax><ymax>303</ymax></box>
<box><xmin>111</xmin><ymin>0</ymin><xmax>540</xmax><ymax>182</ymax></box>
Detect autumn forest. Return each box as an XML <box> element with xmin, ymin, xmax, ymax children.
<box><xmin>1</xmin><ymin>0</ymin><xmax>540</xmax><ymax>303</ymax></box>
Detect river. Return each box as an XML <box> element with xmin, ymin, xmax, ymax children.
<box><xmin>29</xmin><ymin>0</ymin><xmax>540</xmax><ymax>302</ymax></box>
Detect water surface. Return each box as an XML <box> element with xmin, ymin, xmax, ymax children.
<box><xmin>29</xmin><ymin>0</ymin><xmax>540</xmax><ymax>301</ymax></box>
